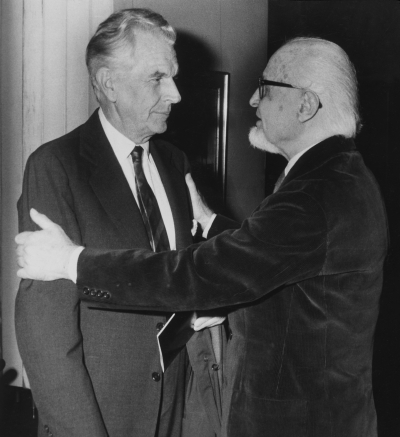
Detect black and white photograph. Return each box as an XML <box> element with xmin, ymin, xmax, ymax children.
<box><xmin>1</xmin><ymin>1</ymin><xmax>400</xmax><ymax>436</ymax></box>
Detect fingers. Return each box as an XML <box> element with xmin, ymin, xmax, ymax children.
<box><xmin>30</xmin><ymin>208</ymin><xmax>57</xmax><ymax>230</ymax></box>
<box><xmin>16</xmin><ymin>268</ymin><xmax>28</xmax><ymax>279</ymax></box>
<box><xmin>185</xmin><ymin>173</ymin><xmax>198</xmax><ymax>202</ymax></box>
<box><xmin>185</xmin><ymin>172</ymin><xmax>195</xmax><ymax>188</ymax></box>
<box><xmin>15</xmin><ymin>231</ymin><xmax>33</xmax><ymax>245</ymax></box>
<box><xmin>193</xmin><ymin>316</ymin><xmax>226</xmax><ymax>331</ymax></box>
<box><xmin>190</xmin><ymin>311</ymin><xmax>197</xmax><ymax>328</ymax></box>
<box><xmin>16</xmin><ymin>243</ymin><xmax>24</xmax><ymax>262</ymax></box>
<box><xmin>16</xmin><ymin>233</ymin><xmax>33</xmax><ymax>269</ymax></box>
<box><xmin>185</xmin><ymin>173</ymin><xmax>213</xmax><ymax>228</ymax></box>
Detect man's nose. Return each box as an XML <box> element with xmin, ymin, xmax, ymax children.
<box><xmin>249</xmin><ymin>89</ymin><xmax>260</xmax><ymax>107</ymax></box>
<box><xmin>164</xmin><ymin>78</ymin><xmax>181</xmax><ymax>104</ymax></box>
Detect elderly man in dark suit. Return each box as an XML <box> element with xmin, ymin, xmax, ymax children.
<box><xmin>15</xmin><ymin>8</ymin><xmax>223</xmax><ymax>437</ymax></box>
<box><xmin>17</xmin><ymin>37</ymin><xmax>388</xmax><ymax>437</ymax></box>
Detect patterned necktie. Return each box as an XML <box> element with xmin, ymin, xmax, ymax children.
<box><xmin>131</xmin><ymin>146</ymin><xmax>170</xmax><ymax>252</ymax></box>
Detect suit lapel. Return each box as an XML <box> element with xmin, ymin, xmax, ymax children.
<box><xmin>150</xmin><ymin>140</ymin><xmax>193</xmax><ymax>250</ymax></box>
<box><xmin>79</xmin><ymin>111</ymin><xmax>151</xmax><ymax>248</ymax></box>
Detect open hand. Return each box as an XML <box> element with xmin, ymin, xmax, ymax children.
<box><xmin>16</xmin><ymin>209</ymin><xmax>78</xmax><ymax>281</ymax></box>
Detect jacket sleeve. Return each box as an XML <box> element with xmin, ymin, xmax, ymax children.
<box><xmin>15</xmin><ymin>150</ymin><xmax>108</xmax><ymax>437</ymax></box>
<box><xmin>76</xmin><ymin>190</ymin><xmax>327</xmax><ymax>312</ymax></box>
<box><xmin>208</xmin><ymin>214</ymin><xmax>241</xmax><ymax>238</ymax></box>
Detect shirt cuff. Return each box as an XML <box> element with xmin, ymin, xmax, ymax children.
<box><xmin>68</xmin><ymin>246</ymin><xmax>85</xmax><ymax>283</ymax></box>
<box><xmin>202</xmin><ymin>213</ymin><xmax>217</xmax><ymax>239</ymax></box>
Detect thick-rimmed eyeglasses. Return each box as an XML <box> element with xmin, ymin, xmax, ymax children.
<box><xmin>258</xmin><ymin>78</ymin><xmax>322</xmax><ymax>108</ymax></box>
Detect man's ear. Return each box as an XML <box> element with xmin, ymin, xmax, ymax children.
<box><xmin>298</xmin><ymin>90</ymin><xmax>320</xmax><ymax>123</ymax></box>
<box><xmin>94</xmin><ymin>67</ymin><xmax>117</xmax><ymax>103</ymax></box>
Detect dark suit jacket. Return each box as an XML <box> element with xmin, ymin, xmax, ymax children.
<box><xmin>15</xmin><ymin>111</ymin><xmax>221</xmax><ymax>437</ymax></box>
<box><xmin>77</xmin><ymin>136</ymin><xmax>388</xmax><ymax>437</ymax></box>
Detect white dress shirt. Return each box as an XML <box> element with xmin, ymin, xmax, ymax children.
<box><xmin>98</xmin><ymin>108</ymin><xmax>176</xmax><ymax>249</ymax></box>
<box><xmin>284</xmin><ymin>143</ymin><xmax>317</xmax><ymax>176</ymax></box>
<box><xmin>68</xmin><ymin>109</ymin><xmax>176</xmax><ymax>282</ymax></box>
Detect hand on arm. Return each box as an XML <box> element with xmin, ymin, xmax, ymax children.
<box><xmin>16</xmin><ymin>208</ymin><xmax>80</xmax><ymax>281</ymax></box>
<box><xmin>185</xmin><ymin>173</ymin><xmax>214</xmax><ymax>231</ymax></box>
<box><xmin>16</xmin><ymin>175</ymin><xmax>215</xmax><ymax>283</ymax></box>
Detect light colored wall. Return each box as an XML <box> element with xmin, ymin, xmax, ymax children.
<box><xmin>0</xmin><ymin>0</ymin><xmax>268</xmax><ymax>386</ymax></box>
<box><xmin>0</xmin><ymin>0</ymin><xmax>114</xmax><ymax>387</ymax></box>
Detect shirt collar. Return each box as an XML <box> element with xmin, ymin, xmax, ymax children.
<box><xmin>284</xmin><ymin>143</ymin><xmax>318</xmax><ymax>176</ymax></box>
<box><xmin>98</xmin><ymin>108</ymin><xmax>149</xmax><ymax>159</ymax></box>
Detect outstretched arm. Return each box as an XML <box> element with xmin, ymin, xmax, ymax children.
<box><xmin>16</xmin><ymin>190</ymin><xmax>327</xmax><ymax>314</ymax></box>
<box><xmin>16</xmin><ymin>172</ymin><xmax>215</xmax><ymax>281</ymax></box>
<box><xmin>74</xmin><ymin>188</ymin><xmax>326</xmax><ymax>312</ymax></box>
<box><xmin>15</xmin><ymin>173</ymin><xmax>237</xmax><ymax>281</ymax></box>
<box><xmin>16</xmin><ymin>208</ymin><xmax>225</xmax><ymax>330</ymax></box>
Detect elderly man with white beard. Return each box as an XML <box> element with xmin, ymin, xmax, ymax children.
<box><xmin>16</xmin><ymin>37</ymin><xmax>388</xmax><ymax>437</ymax></box>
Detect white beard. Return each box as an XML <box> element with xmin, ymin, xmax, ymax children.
<box><xmin>248</xmin><ymin>126</ymin><xmax>281</xmax><ymax>155</ymax></box>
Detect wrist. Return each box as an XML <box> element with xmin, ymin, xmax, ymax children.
<box><xmin>67</xmin><ymin>245</ymin><xmax>84</xmax><ymax>282</ymax></box>
<box><xmin>197</xmin><ymin>204</ymin><xmax>214</xmax><ymax>230</ymax></box>
<box><xmin>201</xmin><ymin>213</ymin><xmax>217</xmax><ymax>238</ymax></box>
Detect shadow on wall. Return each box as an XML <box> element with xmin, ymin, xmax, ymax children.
<box><xmin>159</xmin><ymin>31</ymin><xmax>228</xmax><ymax>214</ymax></box>
<box><xmin>174</xmin><ymin>29</ymin><xmax>218</xmax><ymax>76</ymax></box>
<box><xmin>0</xmin><ymin>359</ymin><xmax>18</xmax><ymax>428</ymax></box>
<box><xmin>0</xmin><ymin>358</ymin><xmax>18</xmax><ymax>398</ymax></box>
<box><xmin>1</xmin><ymin>360</ymin><xmax>38</xmax><ymax>437</ymax></box>
<box><xmin>0</xmin><ymin>359</ymin><xmax>18</xmax><ymax>406</ymax></box>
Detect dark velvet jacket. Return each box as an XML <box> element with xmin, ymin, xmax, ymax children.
<box><xmin>16</xmin><ymin>111</ymin><xmax>222</xmax><ymax>437</ymax></box>
<box><xmin>78</xmin><ymin>136</ymin><xmax>388</xmax><ymax>437</ymax></box>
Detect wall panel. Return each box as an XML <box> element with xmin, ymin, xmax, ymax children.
<box><xmin>43</xmin><ymin>0</ymin><xmax>67</xmax><ymax>143</ymax></box>
<box><xmin>0</xmin><ymin>0</ymin><xmax>113</xmax><ymax>387</ymax></box>
<box><xmin>221</xmin><ymin>0</ymin><xmax>268</xmax><ymax>218</ymax></box>
<box><xmin>89</xmin><ymin>0</ymin><xmax>114</xmax><ymax>114</ymax></box>
<box><xmin>114</xmin><ymin>0</ymin><xmax>133</xmax><ymax>11</ymax></box>
<box><xmin>136</xmin><ymin>0</ymin><xmax>222</xmax><ymax>51</ymax></box>
<box><xmin>1</xmin><ymin>0</ymin><xmax>24</xmax><ymax>387</ymax></box>
<box><xmin>66</xmin><ymin>0</ymin><xmax>90</xmax><ymax>132</ymax></box>
<box><xmin>22</xmin><ymin>0</ymin><xmax>44</xmax><ymax>163</ymax></box>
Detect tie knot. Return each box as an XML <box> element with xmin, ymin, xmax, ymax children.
<box><xmin>131</xmin><ymin>146</ymin><xmax>143</xmax><ymax>162</ymax></box>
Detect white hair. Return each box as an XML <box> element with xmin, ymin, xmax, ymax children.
<box><xmin>271</xmin><ymin>37</ymin><xmax>361</xmax><ymax>138</ymax></box>
<box><xmin>86</xmin><ymin>8</ymin><xmax>176</xmax><ymax>79</ymax></box>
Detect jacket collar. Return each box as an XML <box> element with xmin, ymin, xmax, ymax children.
<box><xmin>78</xmin><ymin>110</ymin><xmax>150</xmax><ymax>247</ymax></box>
<box><xmin>78</xmin><ymin>110</ymin><xmax>192</xmax><ymax>249</ymax></box>
<box><xmin>282</xmin><ymin>136</ymin><xmax>357</xmax><ymax>187</ymax></box>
